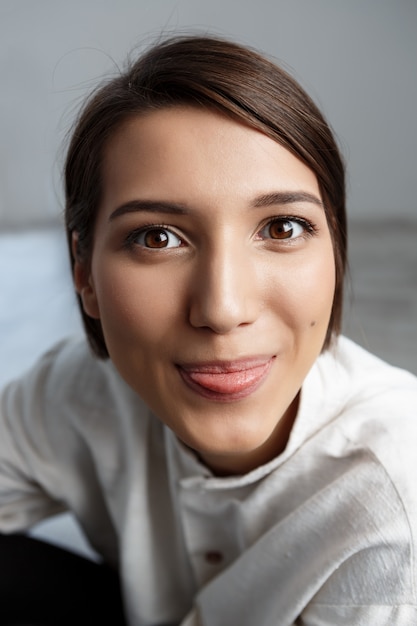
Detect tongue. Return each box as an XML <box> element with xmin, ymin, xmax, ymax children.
<box><xmin>187</xmin><ymin>365</ymin><xmax>267</xmax><ymax>393</ymax></box>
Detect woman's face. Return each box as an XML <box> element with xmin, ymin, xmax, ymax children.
<box><xmin>76</xmin><ymin>107</ymin><xmax>335</xmax><ymax>475</ymax></box>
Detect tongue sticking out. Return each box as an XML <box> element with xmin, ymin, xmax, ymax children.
<box><xmin>185</xmin><ymin>363</ymin><xmax>271</xmax><ymax>394</ymax></box>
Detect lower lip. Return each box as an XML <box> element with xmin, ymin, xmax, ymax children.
<box><xmin>177</xmin><ymin>359</ymin><xmax>274</xmax><ymax>402</ymax></box>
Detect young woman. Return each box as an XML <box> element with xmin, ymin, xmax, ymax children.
<box><xmin>1</xmin><ymin>35</ymin><xmax>416</xmax><ymax>626</ymax></box>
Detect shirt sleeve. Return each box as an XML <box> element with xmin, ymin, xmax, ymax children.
<box><xmin>297</xmin><ymin>603</ymin><xmax>417</xmax><ymax>625</ymax></box>
<box><xmin>0</xmin><ymin>342</ymin><xmax>81</xmax><ymax>532</ymax></box>
<box><xmin>185</xmin><ymin>599</ymin><xmax>417</xmax><ymax>626</ymax></box>
<box><xmin>191</xmin><ymin>432</ymin><xmax>417</xmax><ymax>626</ymax></box>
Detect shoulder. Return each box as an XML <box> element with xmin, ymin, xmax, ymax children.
<box><xmin>295</xmin><ymin>336</ymin><xmax>417</xmax><ymax>535</ymax></box>
<box><xmin>1</xmin><ymin>336</ymin><xmax>149</xmax><ymax>435</ymax></box>
<box><xmin>281</xmin><ymin>339</ymin><xmax>417</xmax><ymax>609</ymax></box>
<box><xmin>310</xmin><ymin>337</ymin><xmax>417</xmax><ymax>547</ymax></box>
<box><xmin>303</xmin><ymin>335</ymin><xmax>417</xmax><ymax>438</ymax></box>
<box><xmin>320</xmin><ymin>336</ymin><xmax>417</xmax><ymax>446</ymax></box>
<box><xmin>322</xmin><ymin>335</ymin><xmax>417</xmax><ymax>400</ymax></box>
<box><xmin>1</xmin><ymin>337</ymin><xmax>159</xmax><ymax>495</ymax></box>
<box><xmin>296</xmin><ymin>336</ymin><xmax>417</xmax><ymax>451</ymax></box>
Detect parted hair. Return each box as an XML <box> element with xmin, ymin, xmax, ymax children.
<box><xmin>65</xmin><ymin>35</ymin><xmax>346</xmax><ymax>358</ymax></box>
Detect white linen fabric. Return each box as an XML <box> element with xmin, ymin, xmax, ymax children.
<box><xmin>1</xmin><ymin>336</ymin><xmax>417</xmax><ymax>625</ymax></box>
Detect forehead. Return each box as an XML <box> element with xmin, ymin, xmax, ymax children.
<box><xmin>99</xmin><ymin>106</ymin><xmax>321</xmax><ymax>211</ymax></box>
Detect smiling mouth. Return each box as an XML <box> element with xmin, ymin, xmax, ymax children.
<box><xmin>177</xmin><ymin>357</ymin><xmax>275</xmax><ymax>402</ymax></box>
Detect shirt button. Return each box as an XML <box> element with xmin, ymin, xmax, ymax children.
<box><xmin>204</xmin><ymin>551</ymin><xmax>224</xmax><ymax>564</ymax></box>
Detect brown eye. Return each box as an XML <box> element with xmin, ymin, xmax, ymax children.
<box><xmin>268</xmin><ymin>219</ymin><xmax>294</xmax><ymax>239</ymax></box>
<box><xmin>259</xmin><ymin>218</ymin><xmax>305</xmax><ymax>241</ymax></box>
<box><xmin>133</xmin><ymin>227</ymin><xmax>183</xmax><ymax>249</ymax></box>
<box><xmin>144</xmin><ymin>228</ymin><xmax>169</xmax><ymax>248</ymax></box>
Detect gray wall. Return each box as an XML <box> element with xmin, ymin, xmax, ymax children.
<box><xmin>1</xmin><ymin>0</ymin><xmax>416</xmax><ymax>229</ymax></box>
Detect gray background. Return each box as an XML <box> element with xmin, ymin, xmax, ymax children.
<box><xmin>0</xmin><ymin>0</ymin><xmax>416</xmax><ymax>376</ymax></box>
<box><xmin>0</xmin><ymin>0</ymin><xmax>416</xmax><ymax>228</ymax></box>
<box><xmin>0</xmin><ymin>0</ymin><xmax>416</xmax><ymax>555</ymax></box>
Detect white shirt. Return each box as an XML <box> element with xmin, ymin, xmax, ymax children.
<box><xmin>1</xmin><ymin>336</ymin><xmax>417</xmax><ymax>625</ymax></box>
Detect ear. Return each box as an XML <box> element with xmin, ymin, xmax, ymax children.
<box><xmin>71</xmin><ymin>232</ymin><xmax>100</xmax><ymax>320</ymax></box>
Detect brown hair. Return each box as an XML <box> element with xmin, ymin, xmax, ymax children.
<box><xmin>65</xmin><ymin>35</ymin><xmax>346</xmax><ymax>358</ymax></box>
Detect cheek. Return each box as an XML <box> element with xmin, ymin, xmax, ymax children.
<box><xmin>92</xmin><ymin>261</ymin><xmax>185</xmax><ymax>346</ymax></box>
<box><xmin>305</xmin><ymin>250</ymin><xmax>336</xmax><ymax>328</ymax></box>
<box><xmin>272</xmin><ymin>247</ymin><xmax>336</xmax><ymax>331</ymax></box>
<box><xmin>307</xmin><ymin>252</ymin><xmax>335</xmax><ymax>304</ymax></box>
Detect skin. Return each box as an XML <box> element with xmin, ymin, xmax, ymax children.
<box><xmin>74</xmin><ymin>106</ymin><xmax>336</xmax><ymax>476</ymax></box>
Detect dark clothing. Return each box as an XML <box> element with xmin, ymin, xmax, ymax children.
<box><xmin>0</xmin><ymin>533</ymin><xmax>126</xmax><ymax>625</ymax></box>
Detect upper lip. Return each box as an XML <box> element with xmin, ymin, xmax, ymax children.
<box><xmin>177</xmin><ymin>356</ymin><xmax>275</xmax><ymax>373</ymax></box>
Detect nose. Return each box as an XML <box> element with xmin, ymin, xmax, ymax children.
<box><xmin>188</xmin><ymin>243</ymin><xmax>259</xmax><ymax>334</ymax></box>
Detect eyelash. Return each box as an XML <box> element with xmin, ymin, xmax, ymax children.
<box><xmin>123</xmin><ymin>216</ymin><xmax>317</xmax><ymax>251</ymax></box>
<box><xmin>123</xmin><ymin>223</ymin><xmax>184</xmax><ymax>250</ymax></box>
<box><xmin>257</xmin><ymin>216</ymin><xmax>317</xmax><ymax>242</ymax></box>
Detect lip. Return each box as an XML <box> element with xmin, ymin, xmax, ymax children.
<box><xmin>177</xmin><ymin>356</ymin><xmax>275</xmax><ymax>402</ymax></box>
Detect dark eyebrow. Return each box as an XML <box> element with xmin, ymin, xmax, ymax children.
<box><xmin>252</xmin><ymin>191</ymin><xmax>324</xmax><ymax>209</ymax></box>
<box><xmin>109</xmin><ymin>200</ymin><xmax>190</xmax><ymax>221</ymax></box>
<box><xmin>109</xmin><ymin>191</ymin><xmax>324</xmax><ymax>222</ymax></box>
